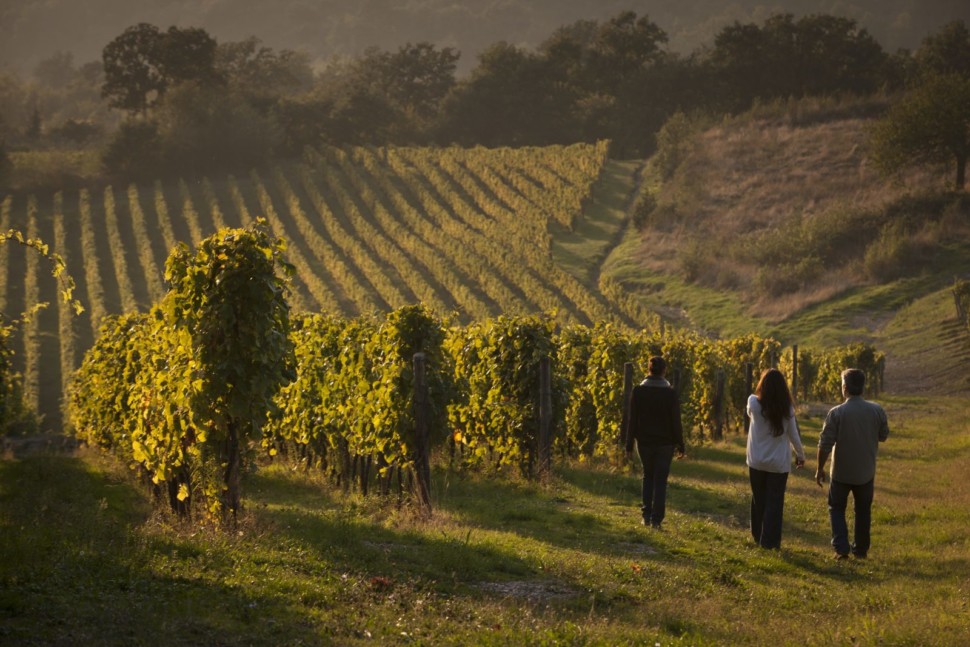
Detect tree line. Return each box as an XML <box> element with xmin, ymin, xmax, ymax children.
<box><xmin>1</xmin><ymin>12</ymin><xmax>967</xmax><ymax>188</ymax></box>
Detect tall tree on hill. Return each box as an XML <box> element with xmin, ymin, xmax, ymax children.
<box><xmin>915</xmin><ymin>20</ymin><xmax>970</xmax><ymax>79</ymax></box>
<box><xmin>538</xmin><ymin>11</ymin><xmax>672</xmax><ymax>153</ymax></box>
<box><xmin>707</xmin><ymin>14</ymin><xmax>887</xmax><ymax>112</ymax></box>
<box><xmin>101</xmin><ymin>23</ymin><xmax>219</xmax><ymax>116</ymax></box>
<box><xmin>440</xmin><ymin>42</ymin><xmax>571</xmax><ymax>147</ymax></box>
<box><xmin>216</xmin><ymin>37</ymin><xmax>314</xmax><ymax>108</ymax></box>
<box><xmin>357</xmin><ymin>42</ymin><xmax>460</xmax><ymax>122</ymax></box>
<box><xmin>869</xmin><ymin>73</ymin><xmax>970</xmax><ymax>191</ymax></box>
<box><xmin>347</xmin><ymin>42</ymin><xmax>459</xmax><ymax>142</ymax></box>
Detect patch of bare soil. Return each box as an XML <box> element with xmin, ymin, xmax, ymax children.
<box><xmin>476</xmin><ymin>580</ymin><xmax>577</xmax><ymax>602</ymax></box>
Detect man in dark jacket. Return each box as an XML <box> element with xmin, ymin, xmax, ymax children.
<box><xmin>625</xmin><ymin>356</ymin><xmax>685</xmax><ymax>529</ymax></box>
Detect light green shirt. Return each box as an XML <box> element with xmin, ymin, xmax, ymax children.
<box><xmin>819</xmin><ymin>396</ymin><xmax>889</xmax><ymax>485</ymax></box>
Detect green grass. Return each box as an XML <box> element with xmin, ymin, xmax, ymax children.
<box><xmin>551</xmin><ymin>159</ymin><xmax>640</xmax><ymax>284</ymax></box>
<box><xmin>602</xmin><ymin>229</ymin><xmax>775</xmax><ymax>337</ymax></box>
<box><xmin>3</xmin><ymin>393</ymin><xmax>969</xmax><ymax>644</ymax></box>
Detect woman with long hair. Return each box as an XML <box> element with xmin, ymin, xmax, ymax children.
<box><xmin>746</xmin><ymin>368</ymin><xmax>805</xmax><ymax>549</ymax></box>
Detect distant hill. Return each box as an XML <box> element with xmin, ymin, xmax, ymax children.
<box><xmin>601</xmin><ymin>96</ymin><xmax>970</xmax><ymax>392</ymax></box>
<box><xmin>2</xmin><ymin>0</ymin><xmax>969</xmax><ymax>76</ymax></box>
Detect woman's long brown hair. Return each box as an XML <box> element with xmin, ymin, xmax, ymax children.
<box><xmin>754</xmin><ymin>368</ymin><xmax>794</xmax><ymax>437</ymax></box>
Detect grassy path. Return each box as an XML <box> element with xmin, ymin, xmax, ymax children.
<box><xmin>2</xmin><ymin>389</ymin><xmax>967</xmax><ymax>645</ymax></box>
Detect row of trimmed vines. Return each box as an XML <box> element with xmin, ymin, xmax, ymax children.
<box><xmin>69</xmin><ymin>225</ymin><xmax>883</xmax><ymax>522</ymax></box>
<box><xmin>4</xmin><ymin>142</ymin><xmax>626</xmax><ymax>429</ymax></box>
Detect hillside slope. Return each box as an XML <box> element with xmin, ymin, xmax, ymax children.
<box><xmin>602</xmin><ymin>99</ymin><xmax>970</xmax><ymax>394</ymax></box>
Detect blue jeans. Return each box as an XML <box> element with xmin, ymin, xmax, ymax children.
<box><xmin>749</xmin><ymin>468</ymin><xmax>789</xmax><ymax>549</ymax></box>
<box><xmin>638</xmin><ymin>444</ymin><xmax>675</xmax><ymax>526</ymax></box>
<box><xmin>828</xmin><ymin>478</ymin><xmax>875</xmax><ymax>556</ymax></box>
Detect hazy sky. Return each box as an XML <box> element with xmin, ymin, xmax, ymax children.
<box><xmin>3</xmin><ymin>0</ymin><xmax>968</xmax><ymax>77</ymax></box>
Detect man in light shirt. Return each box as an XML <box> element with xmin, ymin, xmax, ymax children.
<box><xmin>816</xmin><ymin>368</ymin><xmax>890</xmax><ymax>559</ymax></box>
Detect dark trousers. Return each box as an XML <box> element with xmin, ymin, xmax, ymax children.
<box><xmin>748</xmin><ymin>468</ymin><xmax>789</xmax><ymax>549</ymax></box>
<box><xmin>828</xmin><ymin>478</ymin><xmax>875</xmax><ymax>556</ymax></box>
<box><xmin>637</xmin><ymin>444</ymin><xmax>675</xmax><ymax>527</ymax></box>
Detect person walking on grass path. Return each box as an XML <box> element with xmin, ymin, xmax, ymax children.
<box><xmin>746</xmin><ymin>368</ymin><xmax>806</xmax><ymax>550</ymax></box>
<box><xmin>816</xmin><ymin>368</ymin><xmax>890</xmax><ymax>560</ymax></box>
<box><xmin>625</xmin><ymin>356</ymin><xmax>685</xmax><ymax>529</ymax></box>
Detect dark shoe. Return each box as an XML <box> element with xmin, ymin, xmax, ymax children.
<box><xmin>852</xmin><ymin>551</ymin><xmax>868</xmax><ymax>559</ymax></box>
<box><xmin>834</xmin><ymin>553</ymin><xmax>849</xmax><ymax>560</ymax></box>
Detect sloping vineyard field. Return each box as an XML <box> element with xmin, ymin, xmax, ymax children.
<box><xmin>1</xmin><ymin>141</ymin><xmax>638</xmax><ymax>430</ymax></box>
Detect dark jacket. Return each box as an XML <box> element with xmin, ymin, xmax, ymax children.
<box><xmin>625</xmin><ymin>376</ymin><xmax>684</xmax><ymax>453</ymax></box>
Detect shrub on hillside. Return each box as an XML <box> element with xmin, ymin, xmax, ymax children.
<box><xmin>755</xmin><ymin>256</ymin><xmax>824</xmax><ymax>297</ymax></box>
<box><xmin>102</xmin><ymin>82</ymin><xmax>281</xmax><ymax>181</ymax></box>
<box><xmin>102</xmin><ymin>120</ymin><xmax>164</xmax><ymax>180</ymax></box>
<box><xmin>953</xmin><ymin>279</ymin><xmax>970</xmax><ymax>333</ymax></box>
<box><xmin>653</xmin><ymin>111</ymin><xmax>708</xmax><ymax>180</ymax></box>
<box><xmin>863</xmin><ymin>221</ymin><xmax>921</xmax><ymax>281</ymax></box>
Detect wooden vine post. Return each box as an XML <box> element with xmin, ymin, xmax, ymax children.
<box><xmin>791</xmin><ymin>345</ymin><xmax>799</xmax><ymax>400</ymax></box>
<box><xmin>743</xmin><ymin>362</ymin><xmax>754</xmax><ymax>432</ymax></box>
<box><xmin>621</xmin><ymin>362</ymin><xmax>634</xmax><ymax>449</ymax></box>
<box><xmin>538</xmin><ymin>356</ymin><xmax>553</xmax><ymax>478</ymax></box>
<box><xmin>412</xmin><ymin>352</ymin><xmax>432</xmax><ymax>514</ymax></box>
<box><xmin>712</xmin><ymin>369</ymin><xmax>726</xmax><ymax>441</ymax></box>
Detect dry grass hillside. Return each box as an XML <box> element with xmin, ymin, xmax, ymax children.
<box><xmin>628</xmin><ymin>99</ymin><xmax>967</xmax><ymax>320</ymax></box>
<box><xmin>608</xmin><ymin>97</ymin><xmax>970</xmax><ymax>395</ymax></box>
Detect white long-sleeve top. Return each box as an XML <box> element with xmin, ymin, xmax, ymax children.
<box><xmin>746</xmin><ymin>394</ymin><xmax>805</xmax><ymax>473</ymax></box>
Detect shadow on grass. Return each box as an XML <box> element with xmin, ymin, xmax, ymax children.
<box><xmin>259</xmin><ymin>503</ymin><xmax>540</xmax><ymax>590</ymax></box>
<box><xmin>431</xmin><ymin>470</ymin><xmax>631</xmax><ymax>556</ymax></box>
<box><xmin>247</xmin><ymin>465</ymin><xmax>337</xmax><ymax>509</ymax></box>
<box><xmin>0</xmin><ymin>455</ymin><xmax>332</xmax><ymax>645</ymax></box>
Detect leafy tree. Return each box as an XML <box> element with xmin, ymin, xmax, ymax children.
<box><xmin>101</xmin><ymin>23</ymin><xmax>219</xmax><ymax>116</ymax></box>
<box><xmin>356</xmin><ymin>42</ymin><xmax>459</xmax><ymax>122</ymax></box>
<box><xmin>441</xmin><ymin>42</ymin><xmax>572</xmax><ymax>147</ymax></box>
<box><xmin>102</xmin><ymin>80</ymin><xmax>280</xmax><ymax>179</ymax></box>
<box><xmin>101</xmin><ymin>119</ymin><xmax>163</xmax><ymax>179</ymax></box>
<box><xmin>154</xmin><ymin>80</ymin><xmax>280</xmax><ymax>175</ymax></box>
<box><xmin>217</xmin><ymin>36</ymin><xmax>313</xmax><ymax>106</ymax></box>
<box><xmin>328</xmin><ymin>90</ymin><xmax>398</xmax><ymax>145</ymax></box>
<box><xmin>101</xmin><ymin>23</ymin><xmax>166</xmax><ymax>115</ymax></box>
<box><xmin>313</xmin><ymin>41</ymin><xmax>460</xmax><ymax>144</ymax></box>
<box><xmin>869</xmin><ymin>73</ymin><xmax>970</xmax><ymax>190</ymax></box>
<box><xmin>916</xmin><ymin>20</ymin><xmax>970</xmax><ymax>78</ymax></box>
<box><xmin>537</xmin><ymin>11</ymin><xmax>672</xmax><ymax>151</ymax></box>
<box><xmin>274</xmin><ymin>96</ymin><xmax>338</xmax><ymax>155</ymax></box>
<box><xmin>707</xmin><ymin>13</ymin><xmax>887</xmax><ymax>112</ymax></box>
<box><xmin>587</xmin><ymin>10</ymin><xmax>668</xmax><ymax>96</ymax></box>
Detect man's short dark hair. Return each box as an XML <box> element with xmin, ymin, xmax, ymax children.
<box><xmin>648</xmin><ymin>356</ymin><xmax>667</xmax><ymax>376</ymax></box>
<box><xmin>842</xmin><ymin>369</ymin><xmax>865</xmax><ymax>396</ymax></box>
